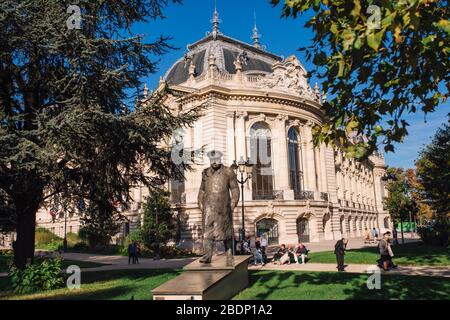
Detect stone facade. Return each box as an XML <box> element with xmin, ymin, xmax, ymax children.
<box><xmin>35</xmin><ymin>12</ymin><xmax>390</xmax><ymax>248</ymax></box>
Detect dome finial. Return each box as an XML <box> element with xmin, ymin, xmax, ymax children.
<box><xmin>252</xmin><ymin>11</ymin><xmax>261</xmax><ymax>49</ymax></box>
<box><xmin>211</xmin><ymin>0</ymin><xmax>221</xmax><ymax>40</ymax></box>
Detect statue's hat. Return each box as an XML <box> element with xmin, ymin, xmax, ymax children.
<box><xmin>206</xmin><ymin>150</ymin><xmax>223</xmax><ymax>160</ymax></box>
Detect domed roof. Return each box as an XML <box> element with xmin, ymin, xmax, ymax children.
<box><xmin>163</xmin><ymin>23</ymin><xmax>283</xmax><ymax>85</ymax></box>
<box><xmin>163</xmin><ymin>10</ymin><xmax>282</xmax><ymax>84</ymax></box>
<box><xmin>159</xmin><ymin>9</ymin><xmax>320</xmax><ymax>104</ymax></box>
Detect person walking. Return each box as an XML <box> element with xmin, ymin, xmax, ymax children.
<box><xmin>371</xmin><ymin>227</ymin><xmax>378</xmax><ymax>239</ymax></box>
<box><xmin>134</xmin><ymin>241</ymin><xmax>140</xmax><ymax>264</ymax></box>
<box><xmin>127</xmin><ymin>241</ymin><xmax>135</xmax><ymax>265</ymax></box>
<box><xmin>334</xmin><ymin>238</ymin><xmax>348</xmax><ymax>271</ymax></box>
<box><xmin>378</xmin><ymin>232</ymin><xmax>391</xmax><ymax>271</ymax></box>
<box><xmin>260</xmin><ymin>233</ymin><xmax>268</xmax><ymax>265</ymax></box>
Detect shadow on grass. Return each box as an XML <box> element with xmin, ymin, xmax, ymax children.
<box><xmin>347</xmin><ymin>242</ymin><xmax>449</xmax><ymax>265</ymax></box>
<box><xmin>238</xmin><ymin>270</ymin><xmax>450</xmax><ymax>300</ymax></box>
<box><xmin>1</xmin><ymin>269</ymin><xmax>181</xmax><ymax>300</ymax></box>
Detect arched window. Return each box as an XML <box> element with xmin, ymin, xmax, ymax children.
<box><xmin>287</xmin><ymin>127</ymin><xmax>303</xmax><ymax>198</ymax></box>
<box><xmin>256</xmin><ymin>218</ymin><xmax>279</xmax><ymax>245</ymax></box>
<box><xmin>170</xmin><ymin>165</ymin><xmax>185</xmax><ymax>205</ymax></box>
<box><xmin>297</xmin><ymin>217</ymin><xmax>310</xmax><ymax>242</ymax></box>
<box><xmin>250</xmin><ymin>122</ymin><xmax>274</xmax><ymax>200</ymax></box>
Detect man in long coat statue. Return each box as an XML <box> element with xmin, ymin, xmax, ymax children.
<box><xmin>197</xmin><ymin>150</ymin><xmax>240</xmax><ymax>265</ymax></box>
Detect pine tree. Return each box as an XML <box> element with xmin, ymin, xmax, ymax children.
<box><xmin>0</xmin><ymin>0</ymin><xmax>198</xmax><ymax>269</ymax></box>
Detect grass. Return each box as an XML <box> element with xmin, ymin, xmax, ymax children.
<box><xmin>0</xmin><ymin>269</ymin><xmax>180</xmax><ymax>300</ymax></box>
<box><xmin>1</xmin><ymin>268</ymin><xmax>449</xmax><ymax>300</ymax></box>
<box><xmin>234</xmin><ymin>270</ymin><xmax>450</xmax><ymax>300</ymax></box>
<box><xmin>0</xmin><ymin>255</ymin><xmax>108</xmax><ymax>273</ymax></box>
<box><xmin>307</xmin><ymin>242</ymin><xmax>450</xmax><ymax>266</ymax></box>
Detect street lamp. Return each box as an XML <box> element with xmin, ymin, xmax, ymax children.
<box><xmin>231</xmin><ymin>156</ymin><xmax>253</xmax><ymax>253</ymax></box>
<box><xmin>153</xmin><ymin>206</ymin><xmax>160</xmax><ymax>260</ymax></box>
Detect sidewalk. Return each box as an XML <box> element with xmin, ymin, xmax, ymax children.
<box><xmin>61</xmin><ymin>252</ymin><xmax>196</xmax><ymax>272</ymax></box>
<box><xmin>248</xmin><ymin>262</ymin><xmax>450</xmax><ymax>278</ymax></box>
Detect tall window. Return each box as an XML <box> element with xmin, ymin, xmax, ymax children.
<box><xmin>170</xmin><ymin>166</ymin><xmax>185</xmax><ymax>204</ymax></box>
<box><xmin>250</xmin><ymin>122</ymin><xmax>274</xmax><ymax>200</ymax></box>
<box><xmin>288</xmin><ymin>127</ymin><xmax>303</xmax><ymax>196</ymax></box>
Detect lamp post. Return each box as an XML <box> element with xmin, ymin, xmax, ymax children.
<box><xmin>63</xmin><ymin>210</ymin><xmax>68</xmax><ymax>253</ymax></box>
<box><xmin>231</xmin><ymin>156</ymin><xmax>253</xmax><ymax>253</ymax></box>
<box><xmin>153</xmin><ymin>206</ymin><xmax>160</xmax><ymax>260</ymax></box>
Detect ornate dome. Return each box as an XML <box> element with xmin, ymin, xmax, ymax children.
<box><xmin>161</xmin><ymin>8</ymin><xmax>321</xmax><ymax>103</ymax></box>
<box><xmin>163</xmin><ymin>33</ymin><xmax>283</xmax><ymax>85</ymax></box>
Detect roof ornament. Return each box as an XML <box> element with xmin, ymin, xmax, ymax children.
<box><xmin>252</xmin><ymin>12</ymin><xmax>261</xmax><ymax>49</ymax></box>
<box><xmin>237</xmin><ymin>50</ymin><xmax>248</xmax><ymax>65</ymax></box>
<box><xmin>183</xmin><ymin>53</ymin><xmax>193</xmax><ymax>68</ymax></box>
<box><xmin>143</xmin><ymin>83</ymin><xmax>148</xmax><ymax>97</ymax></box>
<box><xmin>207</xmin><ymin>1</ymin><xmax>222</xmax><ymax>40</ymax></box>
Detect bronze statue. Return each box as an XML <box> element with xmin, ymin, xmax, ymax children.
<box><xmin>197</xmin><ymin>150</ymin><xmax>240</xmax><ymax>265</ymax></box>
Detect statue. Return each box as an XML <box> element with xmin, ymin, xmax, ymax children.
<box><xmin>197</xmin><ymin>150</ymin><xmax>240</xmax><ymax>266</ymax></box>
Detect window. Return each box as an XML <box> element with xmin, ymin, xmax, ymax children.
<box><xmin>250</xmin><ymin>122</ymin><xmax>274</xmax><ymax>200</ymax></box>
<box><xmin>287</xmin><ymin>127</ymin><xmax>303</xmax><ymax>197</ymax></box>
<box><xmin>297</xmin><ymin>217</ymin><xmax>310</xmax><ymax>242</ymax></box>
<box><xmin>170</xmin><ymin>165</ymin><xmax>185</xmax><ymax>205</ymax></box>
<box><xmin>256</xmin><ymin>218</ymin><xmax>279</xmax><ymax>245</ymax></box>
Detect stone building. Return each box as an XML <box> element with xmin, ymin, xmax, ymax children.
<box><xmin>35</xmin><ymin>9</ymin><xmax>390</xmax><ymax>248</ymax></box>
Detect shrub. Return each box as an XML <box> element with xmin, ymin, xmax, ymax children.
<box><xmin>0</xmin><ymin>249</ymin><xmax>13</xmax><ymax>256</ymax></box>
<box><xmin>125</xmin><ymin>229</ymin><xmax>144</xmax><ymax>244</ymax></box>
<box><xmin>66</xmin><ymin>232</ymin><xmax>82</xmax><ymax>245</ymax></box>
<box><xmin>35</xmin><ymin>227</ymin><xmax>61</xmax><ymax>247</ymax></box>
<box><xmin>160</xmin><ymin>245</ymin><xmax>195</xmax><ymax>258</ymax></box>
<box><xmin>9</xmin><ymin>257</ymin><xmax>65</xmax><ymax>294</ymax></box>
<box><xmin>418</xmin><ymin>224</ymin><xmax>450</xmax><ymax>246</ymax></box>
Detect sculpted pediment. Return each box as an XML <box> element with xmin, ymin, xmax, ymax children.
<box><xmin>262</xmin><ymin>55</ymin><xmax>317</xmax><ymax>101</ymax></box>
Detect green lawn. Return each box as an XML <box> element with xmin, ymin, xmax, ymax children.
<box><xmin>234</xmin><ymin>270</ymin><xmax>450</xmax><ymax>300</ymax></box>
<box><xmin>1</xmin><ymin>269</ymin><xmax>448</xmax><ymax>300</ymax></box>
<box><xmin>0</xmin><ymin>255</ymin><xmax>108</xmax><ymax>273</ymax></box>
<box><xmin>307</xmin><ymin>243</ymin><xmax>450</xmax><ymax>266</ymax></box>
<box><xmin>0</xmin><ymin>269</ymin><xmax>180</xmax><ymax>300</ymax></box>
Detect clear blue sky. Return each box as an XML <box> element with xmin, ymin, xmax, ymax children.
<box><xmin>134</xmin><ymin>0</ymin><xmax>449</xmax><ymax>170</ymax></box>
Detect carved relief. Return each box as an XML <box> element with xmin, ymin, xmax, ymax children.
<box><xmin>262</xmin><ymin>55</ymin><xmax>317</xmax><ymax>101</ymax></box>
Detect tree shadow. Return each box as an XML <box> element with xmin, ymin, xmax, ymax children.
<box><xmin>344</xmin><ymin>242</ymin><xmax>449</xmax><ymax>265</ymax></box>
<box><xmin>241</xmin><ymin>270</ymin><xmax>450</xmax><ymax>300</ymax></box>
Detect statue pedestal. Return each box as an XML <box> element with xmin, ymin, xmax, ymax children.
<box><xmin>152</xmin><ymin>254</ymin><xmax>251</xmax><ymax>300</ymax></box>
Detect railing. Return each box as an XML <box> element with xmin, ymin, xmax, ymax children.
<box><xmin>253</xmin><ymin>190</ymin><xmax>277</xmax><ymax>200</ymax></box>
<box><xmin>320</xmin><ymin>192</ymin><xmax>329</xmax><ymax>201</ymax></box>
<box><xmin>294</xmin><ymin>190</ymin><xmax>314</xmax><ymax>200</ymax></box>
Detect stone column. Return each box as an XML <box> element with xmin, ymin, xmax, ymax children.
<box><xmin>235</xmin><ymin>111</ymin><xmax>252</xmax><ymax>200</ymax></box>
<box><xmin>302</xmin><ymin>121</ymin><xmax>317</xmax><ymax>192</ymax></box>
<box><xmin>226</xmin><ymin>111</ymin><xmax>236</xmax><ymax>166</ymax></box>
<box><xmin>319</xmin><ymin>144</ymin><xmax>328</xmax><ymax>193</ymax></box>
<box><xmin>272</xmin><ymin>114</ymin><xmax>292</xmax><ymax>199</ymax></box>
<box><xmin>235</xmin><ymin>111</ymin><xmax>247</xmax><ymax>162</ymax></box>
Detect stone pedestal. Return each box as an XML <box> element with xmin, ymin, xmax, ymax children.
<box><xmin>152</xmin><ymin>254</ymin><xmax>251</xmax><ymax>300</ymax></box>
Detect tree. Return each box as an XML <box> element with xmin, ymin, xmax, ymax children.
<box><xmin>383</xmin><ymin>167</ymin><xmax>418</xmax><ymax>243</ymax></box>
<box><xmin>415</xmin><ymin>123</ymin><xmax>450</xmax><ymax>226</ymax></box>
<box><xmin>404</xmin><ymin>168</ymin><xmax>434</xmax><ymax>223</ymax></box>
<box><xmin>0</xmin><ymin>0</ymin><xmax>199</xmax><ymax>269</ymax></box>
<box><xmin>271</xmin><ymin>0</ymin><xmax>449</xmax><ymax>158</ymax></box>
<box><xmin>79</xmin><ymin>203</ymin><xmax>122</xmax><ymax>249</ymax></box>
<box><xmin>142</xmin><ymin>189</ymin><xmax>176</xmax><ymax>248</ymax></box>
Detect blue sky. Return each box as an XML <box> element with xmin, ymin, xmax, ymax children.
<box><xmin>135</xmin><ymin>0</ymin><xmax>449</xmax><ymax>170</ymax></box>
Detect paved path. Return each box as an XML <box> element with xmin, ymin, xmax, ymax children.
<box><xmin>248</xmin><ymin>262</ymin><xmax>450</xmax><ymax>278</ymax></box>
<box><xmin>267</xmin><ymin>234</ymin><xmax>421</xmax><ymax>255</ymax></box>
<box><xmin>60</xmin><ymin>252</ymin><xmax>196</xmax><ymax>273</ymax></box>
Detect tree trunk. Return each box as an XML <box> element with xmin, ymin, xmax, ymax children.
<box><xmin>13</xmin><ymin>195</ymin><xmax>41</xmax><ymax>270</ymax></box>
